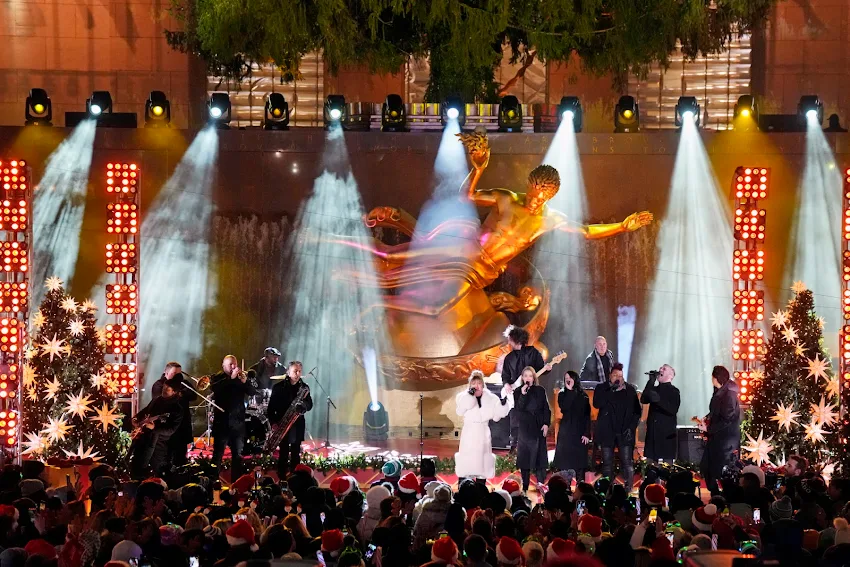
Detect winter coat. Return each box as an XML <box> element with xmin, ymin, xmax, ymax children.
<box><xmin>357</xmin><ymin>485</ymin><xmax>391</xmax><ymax>543</ymax></box>
<box><xmin>210</xmin><ymin>371</ymin><xmax>258</xmax><ymax>435</ymax></box>
<box><xmin>513</xmin><ymin>384</ymin><xmax>551</xmax><ymax>470</ymax></box>
<box><xmin>267</xmin><ymin>378</ymin><xmax>314</xmax><ymax>443</ymax></box>
<box><xmin>412</xmin><ymin>498</ymin><xmax>452</xmax><ymax>549</ymax></box>
<box><xmin>700</xmin><ymin>380</ymin><xmax>741</xmax><ymax>481</ymax></box>
<box><xmin>136</xmin><ymin>394</ymin><xmax>183</xmax><ymax>438</ymax></box>
<box><xmin>641</xmin><ymin>379</ymin><xmax>680</xmax><ymax>461</ymax></box>
<box><xmin>151</xmin><ymin>375</ymin><xmax>197</xmax><ymax>447</ymax></box>
<box><xmin>501</xmin><ymin>346</ymin><xmax>546</xmax><ymax>387</ymax></box>
<box><xmin>579</xmin><ymin>349</ymin><xmax>614</xmax><ymax>383</ymax></box>
<box><xmin>553</xmin><ymin>387</ymin><xmax>591</xmax><ymax>471</ymax></box>
<box><xmin>592</xmin><ymin>381</ymin><xmax>641</xmax><ymax>447</ymax></box>
<box><xmin>455</xmin><ymin>388</ymin><xmax>512</xmax><ymax>478</ymax></box>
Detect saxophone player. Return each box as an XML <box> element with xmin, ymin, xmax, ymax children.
<box><xmin>211</xmin><ymin>355</ymin><xmax>257</xmax><ymax>480</ymax></box>
<box><xmin>267</xmin><ymin>361</ymin><xmax>313</xmax><ymax>476</ymax></box>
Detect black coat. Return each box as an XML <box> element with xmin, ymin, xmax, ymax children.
<box><xmin>579</xmin><ymin>350</ymin><xmax>614</xmax><ymax>383</ymax></box>
<box><xmin>513</xmin><ymin>384</ymin><xmax>550</xmax><ymax>469</ymax></box>
<box><xmin>267</xmin><ymin>378</ymin><xmax>314</xmax><ymax>443</ymax></box>
<box><xmin>701</xmin><ymin>380</ymin><xmax>741</xmax><ymax>479</ymax></box>
<box><xmin>553</xmin><ymin>387</ymin><xmax>591</xmax><ymax>471</ymax></box>
<box><xmin>502</xmin><ymin>346</ymin><xmax>545</xmax><ymax>386</ymax></box>
<box><xmin>248</xmin><ymin>359</ymin><xmax>286</xmax><ymax>391</ymax></box>
<box><xmin>592</xmin><ymin>381</ymin><xmax>641</xmax><ymax>447</ymax></box>
<box><xmin>640</xmin><ymin>379</ymin><xmax>680</xmax><ymax>461</ymax></box>
<box><xmin>136</xmin><ymin>395</ymin><xmax>183</xmax><ymax>438</ymax></box>
<box><xmin>210</xmin><ymin>371</ymin><xmax>257</xmax><ymax>435</ymax></box>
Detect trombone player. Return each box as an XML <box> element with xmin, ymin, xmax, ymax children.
<box><xmin>150</xmin><ymin>362</ymin><xmax>197</xmax><ymax>467</ymax></box>
<box><xmin>211</xmin><ymin>355</ymin><xmax>257</xmax><ymax>479</ymax></box>
<box><xmin>267</xmin><ymin>361</ymin><xmax>313</xmax><ymax>477</ymax></box>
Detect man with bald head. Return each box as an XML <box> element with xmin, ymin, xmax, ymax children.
<box><xmin>579</xmin><ymin>337</ymin><xmax>615</xmax><ymax>384</ymax></box>
<box><xmin>210</xmin><ymin>355</ymin><xmax>257</xmax><ymax>479</ymax></box>
<box><xmin>640</xmin><ymin>364</ymin><xmax>680</xmax><ymax>462</ymax></box>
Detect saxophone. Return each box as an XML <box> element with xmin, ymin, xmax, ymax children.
<box><xmin>264</xmin><ymin>384</ymin><xmax>309</xmax><ymax>452</ymax></box>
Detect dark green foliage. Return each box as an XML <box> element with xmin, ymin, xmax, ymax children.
<box><xmin>166</xmin><ymin>0</ymin><xmax>776</xmax><ymax>100</ymax></box>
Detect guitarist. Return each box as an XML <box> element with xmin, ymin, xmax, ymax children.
<box><xmin>130</xmin><ymin>377</ymin><xmax>183</xmax><ymax>479</ymax></box>
<box><xmin>501</xmin><ymin>325</ymin><xmax>550</xmax><ymax>452</ymax></box>
<box><xmin>267</xmin><ymin>361</ymin><xmax>313</xmax><ymax>477</ymax></box>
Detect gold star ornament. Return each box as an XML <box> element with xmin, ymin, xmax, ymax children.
<box><xmin>21</xmin><ymin>431</ymin><xmax>49</xmax><ymax>456</ymax></box>
<box><xmin>89</xmin><ymin>402</ymin><xmax>123</xmax><ymax>433</ymax></box>
<box><xmin>804</xmin><ymin>419</ymin><xmax>828</xmax><ymax>444</ymax></box>
<box><xmin>807</xmin><ymin>354</ymin><xmax>830</xmax><ymax>381</ymax></box>
<box><xmin>63</xmin><ymin>390</ymin><xmax>94</xmax><ymax>420</ymax></box>
<box><xmin>41</xmin><ymin>416</ymin><xmax>73</xmax><ymax>443</ymax></box>
<box><xmin>743</xmin><ymin>430</ymin><xmax>775</xmax><ymax>466</ymax></box>
<box><xmin>44</xmin><ymin>277</ymin><xmax>64</xmax><ymax>292</ymax></box>
<box><xmin>32</xmin><ymin>310</ymin><xmax>46</xmax><ymax>329</ymax></box>
<box><xmin>791</xmin><ymin>281</ymin><xmax>808</xmax><ymax>294</ymax></box>
<box><xmin>771</xmin><ymin>402</ymin><xmax>800</xmax><ymax>432</ymax></box>
<box><xmin>68</xmin><ymin>319</ymin><xmax>85</xmax><ymax>337</ymax></box>
<box><xmin>43</xmin><ymin>377</ymin><xmax>62</xmax><ymax>401</ymax></box>
<box><xmin>770</xmin><ymin>310</ymin><xmax>789</xmax><ymax>329</ymax></box>
<box><xmin>782</xmin><ymin>326</ymin><xmax>799</xmax><ymax>344</ymax></box>
<box><xmin>810</xmin><ymin>396</ymin><xmax>839</xmax><ymax>428</ymax></box>
<box><xmin>60</xmin><ymin>297</ymin><xmax>78</xmax><ymax>313</ymax></box>
<box><xmin>62</xmin><ymin>441</ymin><xmax>102</xmax><ymax>462</ymax></box>
<box><xmin>40</xmin><ymin>334</ymin><xmax>66</xmax><ymax>362</ymax></box>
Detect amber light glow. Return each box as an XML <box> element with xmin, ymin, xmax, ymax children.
<box><xmin>106</xmin><ymin>203</ymin><xmax>138</xmax><ymax>234</ymax></box>
<box><xmin>104</xmin><ymin>323</ymin><xmax>137</xmax><ymax>355</ymax></box>
<box><xmin>106</xmin><ymin>363</ymin><xmax>136</xmax><ymax>394</ymax></box>
<box><xmin>733</xmin><ymin>289</ymin><xmax>765</xmax><ymax>321</ymax></box>
<box><xmin>0</xmin><ymin>282</ymin><xmax>27</xmax><ymax>314</ymax></box>
<box><xmin>732</xmin><ymin>249</ymin><xmax>765</xmax><ymax>281</ymax></box>
<box><xmin>734</xmin><ymin>167</ymin><xmax>769</xmax><ymax>199</ymax></box>
<box><xmin>0</xmin><ymin>319</ymin><xmax>21</xmax><ymax>354</ymax></box>
<box><xmin>733</xmin><ymin>207</ymin><xmax>766</xmax><ymax>241</ymax></box>
<box><xmin>0</xmin><ymin>160</ymin><xmax>28</xmax><ymax>192</ymax></box>
<box><xmin>105</xmin><ymin>284</ymin><xmax>138</xmax><ymax>314</ymax></box>
<box><xmin>106</xmin><ymin>162</ymin><xmax>139</xmax><ymax>194</ymax></box>
<box><xmin>0</xmin><ymin>242</ymin><xmax>27</xmax><ymax>273</ymax></box>
<box><xmin>105</xmin><ymin>243</ymin><xmax>137</xmax><ymax>273</ymax></box>
<box><xmin>0</xmin><ymin>410</ymin><xmax>18</xmax><ymax>445</ymax></box>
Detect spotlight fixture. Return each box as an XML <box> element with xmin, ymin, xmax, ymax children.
<box><xmin>441</xmin><ymin>96</ymin><xmax>466</xmax><ymax>128</ymax></box>
<box><xmin>557</xmin><ymin>96</ymin><xmax>583</xmax><ymax>132</ymax></box>
<box><xmin>87</xmin><ymin>91</ymin><xmax>113</xmax><ymax>118</ymax></box>
<box><xmin>674</xmin><ymin>96</ymin><xmax>700</xmax><ymax>128</ymax></box>
<box><xmin>733</xmin><ymin>95</ymin><xmax>759</xmax><ymax>131</ymax></box>
<box><xmin>362</xmin><ymin>400</ymin><xmax>389</xmax><ymax>442</ymax></box>
<box><xmin>324</xmin><ymin>94</ymin><xmax>347</xmax><ymax>129</ymax></box>
<box><xmin>381</xmin><ymin>94</ymin><xmax>407</xmax><ymax>132</ymax></box>
<box><xmin>207</xmin><ymin>92</ymin><xmax>231</xmax><ymax>127</ymax></box>
<box><xmin>614</xmin><ymin>95</ymin><xmax>639</xmax><ymax>133</ymax></box>
<box><xmin>25</xmin><ymin>88</ymin><xmax>52</xmax><ymax>126</ymax></box>
<box><xmin>144</xmin><ymin>91</ymin><xmax>171</xmax><ymax>127</ymax></box>
<box><xmin>264</xmin><ymin>93</ymin><xmax>290</xmax><ymax>130</ymax></box>
<box><xmin>798</xmin><ymin>95</ymin><xmax>824</xmax><ymax>126</ymax></box>
<box><xmin>498</xmin><ymin>95</ymin><xmax>523</xmax><ymax>133</ymax></box>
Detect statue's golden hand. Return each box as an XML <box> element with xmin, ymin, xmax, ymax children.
<box><xmin>457</xmin><ymin>131</ymin><xmax>490</xmax><ymax>170</ymax></box>
<box><xmin>621</xmin><ymin>211</ymin><xmax>654</xmax><ymax>232</ymax></box>
<box><xmin>364</xmin><ymin>207</ymin><xmax>400</xmax><ymax>228</ymax></box>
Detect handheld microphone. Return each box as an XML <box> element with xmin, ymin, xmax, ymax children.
<box><xmin>468</xmin><ymin>388</ymin><xmax>475</xmax><ymax>396</ymax></box>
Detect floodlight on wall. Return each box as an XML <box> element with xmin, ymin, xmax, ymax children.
<box><xmin>441</xmin><ymin>96</ymin><xmax>466</xmax><ymax>128</ymax></box>
<box><xmin>674</xmin><ymin>96</ymin><xmax>700</xmax><ymax>128</ymax></box>
<box><xmin>324</xmin><ymin>95</ymin><xmax>347</xmax><ymax>129</ymax></box>
<box><xmin>207</xmin><ymin>93</ymin><xmax>231</xmax><ymax>127</ymax></box>
<box><xmin>264</xmin><ymin>93</ymin><xmax>290</xmax><ymax>130</ymax></box>
<box><xmin>733</xmin><ymin>95</ymin><xmax>759</xmax><ymax>131</ymax></box>
<box><xmin>614</xmin><ymin>95</ymin><xmax>639</xmax><ymax>133</ymax></box>
<box><xmin>87</xmin><ymin>91</ymin><xmax>113</xmax><ymax>118</ymax></box>
<box><xmin>381</xmin><ymin>94</ymin><xmax>407</xmax><ymax>132</ymax></box>
<box><xmin>498</xmin><ymin>96</ymin><xmax>522</xmax><ymax>132</ymax></box>
<box><xmin>144</xmin><ymin>91</ymin><xmax>171</xmax><ymax>127</ymax></box>
<box><xmin>558</xmin><ymin>96</ymin><xmax>582</xmax><ymax>132</ymax></box>
<box><xmin>25</xmin><ymin>88</ymin><xmax>52</xmax><ymax>126</ymax></box>
<box><xmin>798</xmin><ymin>95</ymin><xmax>824</xmax><ymax>126</ymax></box>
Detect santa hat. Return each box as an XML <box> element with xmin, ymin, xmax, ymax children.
<box><xmin>25</xmin><ymin>539</ymin><xmax>57</xmax><ymax>560</ymax></box>
<box><xmin>230</xmin><ymin>473</ymin><xmax>256</xmax><ymax>497</ymax></box>
<box><xmin>651</xmin><ymin>536</ymin><xmax>675</xmax><ymax>562</ymax></box>
<box><xmin>294</xmin><ymin>464</ymin><xmax>314</xmax><ymax>477</ymax></box>
<box><xmin>0</xmin><ymin>504</ymin><xmax>17</xmax><ymax>520</ymax></box>
<box><xmin>494</xmin><ymin>489</ymin><xmax>512</xmax><ymax>511</ymax></box>
<box><xmin>431</xmin><ymin>536</ymin><xmax>459</xmax><ymax>564</ymax></box>
<box><xmin>692</xmin><ymin>503</ymin><xmax>718</xmax><ymax>533</ymax></box>
<box><xmin>502</xmin><ymin>479</ymin><xmax>522</xmax><ymax>498</ymax></box>
<box><xmin>546</xmin><ymin>537</ymin><xmax>575</xmax><ymax>559</ymax></box>
<box><xmin>226</xmin><ymin>520</ymin><xmax>258</xmax><ymax>551</ymax></box>
<box><xmin>644</xmin><ymin>484</ymin><xmax>666</xmax><ymax>508</ymax></box>
<box><xmin>321</xmin><ymin>529</ymin><xmax>345</xmax><ymax>558</ymax></box>
<box><xmin>147</xmin><ymin>477</ymin><xmax>168</xmax><ymax>489</ymax></box>
<box><xmin>741</xmin><ymin>464</ymin><xmax>766</xmax><ymax>488</ymax></box>
<box><xmin>398</xmin><ymin>472</ymin><xmax>420</xmax><ymax>496</ymax></box>
<box><xmin>496</xmin><ymin>536</ymin><xmax>524</xmax><ymax>565</ymax></box>
<box><xmin>578</xmin><ymin>515</ymin><xmax>603</xmax><ymax>541</ymax></box>
<box><xmin>330</xmin><ymin>476</ymin><xmax>357</xmax><ymax>498</ymax></box>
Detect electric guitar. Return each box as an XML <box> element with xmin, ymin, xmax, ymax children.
<box><xmin>501</xmin><ymin>351</ymin><xmax>568</xmax><ymax>398</ymax></box>
<box><xmin>130</xmin><ymin>412</ymin><xmax>172</xmax><ymax>441</ymax></box>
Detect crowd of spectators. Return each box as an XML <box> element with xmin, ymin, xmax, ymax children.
<box><xmin>0</xmin><ymin>454</ymin><xmax>846</xmax><ymax>567</ymax></box>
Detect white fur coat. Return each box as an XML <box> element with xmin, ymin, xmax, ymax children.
<box><xmin>454</xmin><ymin>388</ymin><xmax>513</xmax><ymax>479</ymax></box>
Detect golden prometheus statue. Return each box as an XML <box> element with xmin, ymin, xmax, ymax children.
<box><xmin>334</xmin><ymin>132</ymin><xmax>653</xmax><ymax>388</ymax></box>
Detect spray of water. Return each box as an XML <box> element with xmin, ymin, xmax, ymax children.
<box><xmin>635</xmin><ymin>120</ymin><xmax>733</xmax><ymax>422</ymax></box>
<box><xmin>139</xmin><ymin>127</ymin><xmax>218</xmax><ymax>390</ymax></box>
<box><xmin>33</xmin><ymin>119</ymin><xmax>97</xmax><ymax>300</ymax></box>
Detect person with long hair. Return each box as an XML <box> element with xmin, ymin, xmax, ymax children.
<box><xmin>513</xmin><ymin>366</ymin><xmax>551</xmax><ymax>492</ymax></box>
<box><xmin>455</xmin><ymin>370</ymin><xmax>514</xmax><ymax>480</ymax></box>
<box><xmin>553</xmin><ymin>370</ymin><xmax>591</xmax><ymax>482</ymax></box>
<box><xmin>700</xmin><ymin>365</ymin><xmax>741</xmax><ymax>495</ymax></box>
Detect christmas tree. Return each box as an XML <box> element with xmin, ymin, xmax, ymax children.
<box><xmin>744</xmin><ymin>282</ymin><xmax>839</xmax><ymax>466</ymax></box>
<box><xmin>21</xmin><ymin>277</ymin><xmax>127</xmax><ymax>465</ymax></box>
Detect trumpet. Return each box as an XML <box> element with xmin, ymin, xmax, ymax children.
<box><xmin>185</xmin><ymin>373</ymin><xmax>211</xmax><ymax>391</ymax></box>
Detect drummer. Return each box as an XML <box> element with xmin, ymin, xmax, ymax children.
<box><xmin>248</xmin><ymin>347</ymin><xmax>285</xmax><ymax>392</ymax></box>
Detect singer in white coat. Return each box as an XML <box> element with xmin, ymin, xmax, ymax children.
<box><xmin>454</xmin><ymin>370</ymin><xmax>514</xmax><ymax>479</ymax></box>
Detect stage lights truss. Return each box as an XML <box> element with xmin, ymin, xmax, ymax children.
<box><xmin>732</xmin><ymin>166</ymin><xmax>769</xmax><ymax>405</ymax></box>
<box><xmin>103</xmin><ymin>163</ymin><xmax>140</xmax><ymax>408</ymax></box>
<box><xmin>840</xmin><ymin>168</ymin><xmax>850</xmax><ymax>453</ymax></box>
<box><xmin>0</xmin><ymin>158</ymin><xmax>30</xmax><ymax>460</ymax></box>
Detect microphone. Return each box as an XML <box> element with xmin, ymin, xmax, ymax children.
<box><xmin>468</xmin><ymin>388</ymin><xmax>475</xmax><ymax>396</ymax></box>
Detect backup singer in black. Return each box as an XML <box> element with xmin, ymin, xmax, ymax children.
<box><xmin>593</xmin><ymin>362</ymin><xmax>641</xmax><ymax>492</ymax></box>
<box><xmin>130</xmin><ymin>377</ymin><xmax>183</xmax><ymax>479</ymax></box>
<box><xmin>640</xmin><ymin>364</ymin><xmax>680</xmax><ymax>462</ymax></box>
<box><xmin>267</xmin><ymin>361</ymin><xmax>314</xmax><ymax>476</ymax></box>
<box><xmin>553</xmin><ymin>370</ymin><xmax>591</xmax><ymax>482</ymax></box>
<box><xmin>513</xmin><ymin>366</ymin><xmax>551</xmax><ymax>492</ymax></box>
<box><xmin>210</xmin><ymin>355</ymin><xmax>257</xmax><ymax>479</ymax></box>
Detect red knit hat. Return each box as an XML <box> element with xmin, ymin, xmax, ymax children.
<box><xmin>692</xmin><ymin>504</ymin><xmax>718</xmax><ymax>532</ymax></box>
<box><xmin>431</xmin><ymin>536</ymin><xmax>459</xmax><ymax>564</ymax></box>
<box><xmin>230</xmin><ymin>473</ymin><xmax>255</xmax><ymax>496</ymax></box>
<box><xmin>644</xmin><ymin>484</ymin><xmax>666</xmax><ymax>507</ymax></box>
<box><xmin>651</xmin><ymin>536</ymin><xmax>675</xmax><ymax>561</ymax></box>
<box><xmin>330</xmin><ymin>476</ymin><xmax>357</xmax><ymax>497</ymax></box>
<box><xmin>294</xmin><ymin>463</ymin><xmax>313</xmax><ymax>476</ymax></box>
<box><xmin>25</xmin><ymin>539</ymin><xmax>58</xmax><ymax>560</ymax></box>
<box><xmin>226</xmin><ymin>520</ymin><xmax>258</xmax><ymax>551</ymax></box>
<box><xmin>496</xmin><ymin>536</ymin><xmax>524</xmax><ymax>565</ymax></box>
<box><xmin>578</xmin><ymin>515</ymin><xmax>603</xmax><ymax>539</ymax></box>
<box><xmin>321</xmin><ymin>529</ymin><xmax>345</xmax><ymax>557</ymax></box>
<box><xmin>0</xmin><ymin>504</ymin><xmax>16</xmax><ymax>519</ymax></box>
<box><xmin>398</xmin><ymin>472</ymin><xmax>420</xmax><ymax>496</ymax></box>
<box><xmin>546</xmin><ymin>537</ymin><xmax>576</xmax><ymax>559</ymax></box>
<box><xmin>502</xmin><ymin>479</ymin><xmax>522</xmax><ymax>497</ymax></box>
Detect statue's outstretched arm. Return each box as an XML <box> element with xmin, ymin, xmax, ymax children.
<box><xmin>364</xmin><ymin>206</ymin><xmax>418</xmax><ymax>237</ymax></box>
<box><xmin>549</xmin><ymin>209</ymin><xmax>654</xmax><ymax>240</ymax></box>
